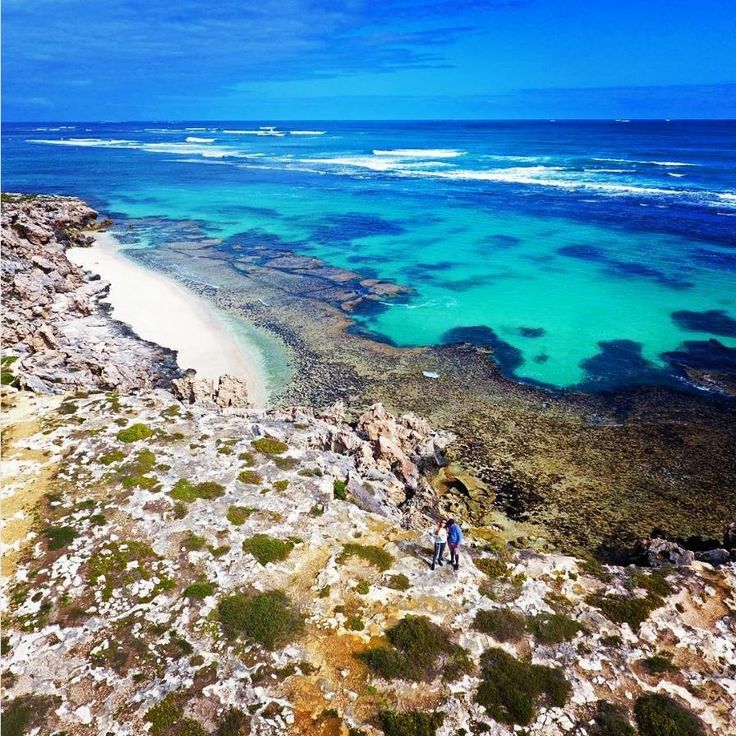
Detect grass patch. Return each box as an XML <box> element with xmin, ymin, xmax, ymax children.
<box><xmin>237</xmin><ymin>470</ymin><xmax>262</xmax><ymax>485</ymax></box>
<box><xmin>100</xmin><ymin>450</ymin><xmax>125</xmax><ymax>465</ymax></box>
<box><xmin>587</xmin><ymin>592</ymin><xmax>664</xmax><ymax>630</ymax></box>
<box><xmin>634</xmin><ymin>694</ymin><xmax>704</xmax><ymax>736</ymax></box>
<box><xmin>385</xmin><ymin>573</ymin><xmax>411</xmax><ymax>591</ymax></box>
<box><xmin>358</xmin><ymin>615</ymin><xmax>471</xmax><ymax>682</ymax></box>
<box><xmin>217</xmin><ymin>708</ymin><xmax>249</xmax><ymax>736</ymax></box>
<box><xmin>144</xmin><ymin>693</ymin><xmax>181</xmax><ymax>734</ymax></box>
<box><xmin>299</xmin><ymin>467</ymin><xmax>323</xmax><ymax>478</ymax></box>
<box><xmin>274</xmin><ymin>479</ymin><xmax>289</xmax><ymax>491</ymax></box>
<box><xmin>630</xmin><ymin>570</ymin><xmax>673</xmax><ymax>597</ymax></box>
<box><xmin>356</xmin><ymin>580</ymin><xmax>370</xmax><ymax>595</ymax></box>
<box><xmin>226</xmin><ymin>506</ymin><xmax>255</xmax><ymax>526</ymax></box>
<box><xmin>217</xmin><ymin>590</ymin><xmax>304</xmax><ymax>649</ymax></box>
<box><xmin>183</xmin><ymin>532</ymin><xmax>207</xmax><ymax>551</ymax></box>
<box><xmin>241</xmin><ymin>534</ymin><xmax>294</xmax><ymax>565</ymax></box>
<box><xmin>184</xmin><ymin>581</ymin><xmax>215</xmax><ymax>599</ymax></box>
<box><xmin>169</xmin><ymin>479</ymin><xmax>225</xmax><ymax>502</ymax></box>
<box><xmin>473</xmin><ymin>608</ymin><xmax>526</xmax><ymax>642</ymax></box>
<box><xmin>44</xmin><ymin>525</ymin><xmax>78</xmax><ymax>550</ymax></box>
<box><xmin>475</xmin><ymin>648</ymin><xmax>570</xmax><ymax>726</ymax></box>
<box><xmin>347</xmin><ymin>615</ymin><xmax>365</xmax><ymax>631</ymax></box>
<box><xmin>378</xmin><ymin>710</ymin><xmax>444</xmax><ymax>736</ymax></box>
<box><xmin>527</xmin><ymin>612</ymin><xmax>583</xmax><ymax>644</ymax></box>
<box><xmin>117</xmin><ymin>423</ymin><xmax>154</xmax><ymax>443</ymax></box>
<box><xmin>252</xmin><ymin>437</ymin><xmax>288</xmax><ymax>455</ymax></box>
<box><xmin>333</xmin><ymin>479</ymin><xmax>348</xmax><ymax>500</ymax></box>
<box><xmin>338</xmin><ymin>543</ymin><xmax>394</xmax><ymax>572</ymax></box>
<box><xmin>273</xmin><ymin>456</ymin><xmax>298</xmax><ymax>470</ymax></box>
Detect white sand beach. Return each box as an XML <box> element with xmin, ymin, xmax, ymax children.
<box><xmin>68</xmin><ymin>232</ymin><xmax>268</xmax><ymax>407</ymax></box>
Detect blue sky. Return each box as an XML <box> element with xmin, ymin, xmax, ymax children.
<box><xmin>3</xmin><ymin>0</ymin><xmax>735</xmax><ymax>120</ymax></box>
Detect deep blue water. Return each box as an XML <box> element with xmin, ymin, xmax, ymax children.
<box><xmin>3</xmin><ymin>120</ymin><xmax>736</xmax><ymax>392</ymax></box>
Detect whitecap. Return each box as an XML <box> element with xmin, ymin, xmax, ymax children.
<box><xmin>289</xmin><ymin>130</ymin><xmax>326</xmax><ymax>135</ymax></box>
<box><xmin>667</xmin><ymin>172</ymin><xmax>686</xmax><ymax>178</ymax></box>
<box><xmin>372</xmin><ymin>148</ymin><xmax>464</xmax><ymax>158</ymax></box>
<box><xmin>185</xmin><ymin>136</ymin><xmax>215</xmax><ymax>143</ymax></box>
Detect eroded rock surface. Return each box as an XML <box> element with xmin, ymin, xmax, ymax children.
<box><xmin>2</xmin><ymin>194</ymin><xmax>180</xmax><ymax>393</ymax></box>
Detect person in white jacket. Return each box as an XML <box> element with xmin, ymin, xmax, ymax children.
<box><xmin>431</xmin><ymin>519</ymin><xmax>448</xmax><ymax>570</ymax></box>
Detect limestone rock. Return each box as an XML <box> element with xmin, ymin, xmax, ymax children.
<box><xmin>171</xmin><ymin>371</ymin><xmax>215</xmax><ymax>405</ymax></box>
<box><xmin>214</xmin><ymin>374</ymin><xmax>249</xmax><ymax>408</ymax></box>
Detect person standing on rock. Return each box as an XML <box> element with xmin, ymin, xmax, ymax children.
<box><xmin>430</xmin><ymin>519</ymin><xmax>448</xmax><ymax>570</ymax></box>
<box><xmin>447</xmin><ymin>519</ymin><xmax>463</xmax><ymax>570</ymax></box>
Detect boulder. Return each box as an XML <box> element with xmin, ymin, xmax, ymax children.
<box><xmin>214</xmin><ymin>374</ymin><xmax>249</xmax><ymax>408</ymax></box>
<box><xmin>724</xmin><ymin>522</ymin><xmax>736</xmax><ymax>550</ymax></box>
<box><xmin>171</xmin><ymin>371</ymin><xmax>215</xmax><ymax>405</ymax></box>
<box><xmin>695</xmin><ymin>548</ymin><xmax>731</xmax><ymax>567</ymax></box>
<box><xmin>643</xmin><ymin>538</ymin><xmax>694</xmax><ymax>568</ymax></box>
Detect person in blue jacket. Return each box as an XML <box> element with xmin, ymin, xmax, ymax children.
<box><xmin>446</xmin><ymin>518</ymin><xmax>463</xmax><ymax>570</ymax></box>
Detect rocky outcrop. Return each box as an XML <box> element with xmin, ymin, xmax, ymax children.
<box><xmin>641</xmin><ymin>537</ymin><xmax>695</xmax><ymax>567</ymax></box>
<box><xmin>171</xmin><ymin>370</ymin><xmax>249</xmax><ymax>409</ymax></box>
<box><xmin>2</xmin><ymin>194</ymin><xmax>179</xmax><ymax>393</ymax></box>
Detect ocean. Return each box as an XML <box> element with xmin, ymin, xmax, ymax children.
<box><xmin>3</xmin><ymin>120</ymin><xmax>735</xmax><ymax>393</ymax></box>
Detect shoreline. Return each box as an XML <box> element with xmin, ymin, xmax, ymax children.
<box><xmin>68</xmin><ymin>231</ymin><xmax>270</xmax><ymax>407</ymax></box>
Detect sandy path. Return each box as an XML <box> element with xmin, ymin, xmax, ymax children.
<box><xmin>68</xmin><ymin>232</ymin><xmax>267</xmax><ymax>407</ymax></box>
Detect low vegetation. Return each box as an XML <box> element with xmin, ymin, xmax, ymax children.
<box><xmin>44</xmin><ymin>525</ymin><xmax>78</xmax><ymax>550</ymax></box>
<box><xmin>338</xmin><ymin>543</ymin><xmax>394</xmax><ymax>572</ymax></box>
<box><xmin>117</xmin><ymin>423</ymin><xmax>154</xmax><ymax>443</ymax></box>
<box><xmin>587</xmin><ymin>592</ymin><xmax>664</xmax><ymax>630</ymax></box>
<box><xmin>358</xmin><ymin>615</ymin><xmax>472</xmax><ymax>682</ymax></box>
<box><xmin>527</xmin><ymin>612</ymin><xmax>583</xmax><ymax>644</ymax></box>
<box><xmin>634</xmin><ymin>694</ymin><xmax>705</xmax><ymax>736</ymax></box>
<box><xmin>378</xmin><ymin>710</ymin><xmax>444</xmax><ymax>736</ymax></box>
<box><xmin>251</xmin><ymin>437</ymin><xmax>288</xmax><ymax>455</ymax></box>
<box><xmin>385</xmin><ymin>573</ymin><xmax>411</xmax><ymax>591</ymax></box>
<box><xmin>226</xmin><ymin>506</ymin><xmax>255</xmax><ymax>525</ymax></box>
<box><xmin>183</xmin><ymin>581</ymin><xmax>215</xmax><ymax>599</ymax></box>
<box><xmin>237</xmin><ymin>470</ymin><xmax>262</xmax><ymax>485</ymax></box>
<box><xmin>475</xmin><ymin>648</ymin><xmax>570</xmax><ymax>726</ymax></box>
<box><xmin>169</xmin><ymin>479</ymin><xmax>225</xmax><ymax>502</ymax></box>
<box><xmin>241</xmin><ymin>534</ymin><xmax>295</xmax><ymax>565</ymax></box>
<box><xmin>333</xmin><ymin>478</ymin><xmax>348</xmax><ymax>500</ymax></box>
<box><xmin>590</xmin><ymin>701</ymin><xmax>636</xmax><ymax>736</ymax></box>
<box><xmin>217</xmin><ymin>590</ymin><xmax>304</xmax><ymax>650</ymax></box>
<box><xmin>473</xmin><ymin>608</ymin><xmax>526</xmax><ymax>642</ymax></box>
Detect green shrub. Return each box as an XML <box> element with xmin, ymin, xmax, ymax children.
<box><xmin>359</xmin><ymin>615</ymin><xmax>471</xmax><ymax>682</ymax></box>
<box><xmin>218</xmin><ymin>707</ymin><xmax>248</xmax><ymax>736</ymax></box>
<box><xmin>226</xmin><ymin>506</ymin><xmax>254</xmax><ymax>525</ymax></box>
<box><xmin>591</xmin><ymin>701</ymin><xmax>636</xmax><ymax>736</ymax></box>
<box><xmin>117</xmin><ymin>423</ymin><xmax>154</xmax><ymax>443</ymax></box>
<box><xmin>183</xmin><ymin>532</ymin><xmax>207</xmax><ymax>551</ymax></box>
<box><xmin>274</xmin><ymin>479</ymin><xmax>289</xmax><ymax>491</ymax></box>
<box><xmin>100</xmin><ymin>450</ymin><xmax>126</xmax><ymax>465</ymax></box>
<box><xmin>356</xmin><ymin>580</ymin><xmax>370</xmax><ymax>595</ymax></box>
<box><xmin>631</xmin><ymin>570</ymin><xmax>673</xmax><ymax>597</ymax></box>
<box><xmin>634</xmin><ymin>694</ymin><xmax>705</xmax><ymax>736</ymax></box>
<box><xmin>473</xmin><ymin>608</ymin><xmax>526</xmax><ymax>642</ymax></box>
<box><xmin>252</xmin><ymin>437</ymin><xmax>288</xmax><ymax>455</ymax></box>
<box><xmin>474</xmin><ymin>557</ymin><xmax>509</xmax><ymax>578</ymax></box>
<box><xmin>527</xmin><ymin>612</ymin><xmax>583</xmax><ymax>644</ymax></box>
<box><xmin>338</xmin><ymin>543</ymin><xmax>394</xmax><ymax>572</ymax></box>
<box><xmin>641</xmin><ymin>653</ymin><xmax>677</xmax><ymax>674</ymax></box>
<box><xmin>347</xmin><ymin>616</ymin><xmax>365</xmax><ymax>631</ymax></box>
<box><xmin>144</xmin><ymin>693</ymin><xmax>181</xmax><ymax>734</ymax></box>
<box><xmin>44</xmin><ymin>525</ymin><xmax>78</xmax><ymax>550</ymax></box>
<box><xmin>378</xmin><ymin>710</ymin><xmax>444</xmax><ymax>736</ymax></box>
<box><xmin>587</xmin><ymin>592</ymin><xmax>664</xmax><ymax>630</ymax></box>
<box><xmin>169</xmin><ymin>479</ymin><xmax>225</xmax><ymax>502</ymax></box>
<box><xmin>1</xmin><ymin>695</ymin><xmax>59</xmax><ymax>736</ymax></box>
<box><xmin>385</xmin><ymin>573</ymin><xmax>411</xmax><ymax>591</ymax></box>
<box><xmin>333</xmin><ymin>479</ymin><xmax>348</xmax><ymax>501</ymax></box>
<box><xmin>237</xmin><ymin>470</ymin><xmax>262</xmax><ymax>485</ymax></box>
<box><xmin>242</xmin><ymin>534</ymin><xmax>294</xmax><ymax>565</ymax></box>
<box><xmin>184</xmin><ymin>581</ymin><xmax>215</xmax><ymax>599</ymax></box>
<box><xmin>217</xmin><ymin>590</ymin><xmax>304</xmax><ymax>649</ymax></box>
<box><xmin>176</xmin><ymin>719</ymin><xmax>206</xmax><ymax>736</ymax></box>
<box><xmin>475</xmin><ymin>648</ymin><xmax>570</xmax><ymax>726</ymax></box>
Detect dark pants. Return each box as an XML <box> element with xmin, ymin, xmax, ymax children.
<box><xmin>432</xmin><ymin>542</ymin><xmax>446</xmax><ymax>567</ymax></box>
<box><xmin>448</xmin><ymin>543</ymin><xmax>460</xmax><ymax>568</ymax></box>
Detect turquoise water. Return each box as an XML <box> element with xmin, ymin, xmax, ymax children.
<box><xmin>3</xmin><ymin>120</ymin><xmax>735</xmax><ymax>392</ymax></box>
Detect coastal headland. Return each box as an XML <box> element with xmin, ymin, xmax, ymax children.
<box><xmin>1</xmin><ymin>194</ymin><xmax>735</xmax><ymax>736</ymax></box>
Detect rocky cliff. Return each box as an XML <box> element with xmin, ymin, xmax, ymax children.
<box><xmin>1</xmin><ymin>195</ymin><xmax>734</xmax><ymax>736</ymax></box>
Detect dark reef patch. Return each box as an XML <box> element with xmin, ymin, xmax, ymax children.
<box><xmin>519</xmin><ymin>327</ymin><xmax>546</xmax><ymax>338</ymax></box>
<box><xmin>577</xmin><ymin>340</ymin><xmax>666</xmax><ymax>390</ymax></box>
<box><xmin>663</xmin><ymin>338</ymin><xmax>736</xmax><ymax>373</ymax></box>
<box><xmin>442</xmin><ymin>326</ymin><xmax>524</xmax><ymax>373</ymax></box>
<box><xmin>480</xmin><ymin>233</ymin><xmax>523</xmax><ymax>249</ymax></box>
<box><xmin>310</xmin><ymin>212</ymin><xmax>405</xmax><ymax>244</ymax></box>
<box><xmin>557</xmin><ymin>244</ymin><xmax>691</xmax><ymax>290</ymax></box>
<box><xmin>672</xmin><ymin>309</ymin><xmax>736</xmax><ymax>337</ymax></box>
